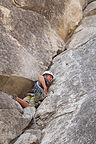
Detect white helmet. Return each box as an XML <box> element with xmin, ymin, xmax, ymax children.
<box><xmin>42</xmin><ymin>71</ymin><xmax>54</xmax><ymax>78</ymax></box>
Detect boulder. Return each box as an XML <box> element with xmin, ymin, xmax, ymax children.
<box><xmin>9</xmin><ymin>0</ymin><xmax>83</xmax><ymax>40</ymax></box>
<box><xmin>14</xmin><ymin>129</ymin><xmax>41</xmax><ymax>144</ymax></box>
<box><xmin>0</xmin><ymin>0</ymin><xmax>64</xmax><ymax>95</ymax></box>
<box><xmin>84</xmin><ymin>1</ymin><xmax>96</xmax><ymax>16</ymax></box>
<box><xmin>0</xmin><ymin>74</ymin><xmax>34</xmax><ymax>97</ymax></box>
<box><xmin>68</xmin><ymin>3</ymin><xmax>96</xmax><ymax>50</ymax></box>
<box><xmin>0</xmin><ymin>92</ymin><xmax>35</xmax><ymax>144</ymax></box>
<box><xmin>0</xmin><ymin>2</ymin><xmax>64</xmax><ymax>79</ymax></box>
<box><xmin>0</xmin><ymin>1</ymin><xmax>96</xmax><ymax>144</ymax></box>
<box><xmin>14</xmin><ymin>133</ymin><xmax>38</xmax><ymax>144</ymax></box>
<box><xmin>79</xmin><ymin>0</ymin><xmax>96</xmax><ymax>10</ymax></box>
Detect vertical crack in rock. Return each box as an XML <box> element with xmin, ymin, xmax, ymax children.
<box><xmin>11</xmin><ymin>0</ymin><xmax>22</xmax><ymax>8</ymax></box>
<box><xmin>1</xmin><ymin>0</ymin><xmax>96</xmax><ymax>144</ymax></box>
<box><xmin>10</xmin><ymin>0</ymin><xmax>43</xmax><ymax>12</ymax></box>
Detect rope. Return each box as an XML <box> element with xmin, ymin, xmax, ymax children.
<box><xmin>30</xmin><ymin>107</ymin><xmax>41</xmax><ymax>144</ymax></box>
<box><xmin>33</xmin><ymin>115</ymin><xmax>41</xmax><ymax>144</ymax></box>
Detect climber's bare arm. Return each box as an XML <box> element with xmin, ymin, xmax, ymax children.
<box><xmin>39</xmin><ymin>75</ymin><xmax>47</xmax><ymax>94</ymax></box>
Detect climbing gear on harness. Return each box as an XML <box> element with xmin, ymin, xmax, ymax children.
<box><xmin>42</xmin><ymin>71</ymin><xmax>54</xmax><ymax>78</ymax></box>
<box><xmin>23</xmin><ymin>72</ymin><xmax>51</xmax><ymax>108</ymax></box>
<box><xmin>34</xmin><ymin>86</ymin><xmax>47</xmax><ymax>103</ymax></box>
<box><xmin>13</xmin><ymin>94</ymin><xmax>17</xmax><ymax>101</ymax></box>
<box><xmin>26</xmin><ymin>93</ymin><xmax>34</xmax><ymax>97</ymax></box>
<box><xmin>23</xmin><ymin>88</ymin><xmax>46</xmax><ymax>108</ymax></box>
<box><xmin>23</xmin><ymin>94</ymin><xmax>35</xmax><ymax>107</ymax></box>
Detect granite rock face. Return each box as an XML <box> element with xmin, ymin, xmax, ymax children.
<box><xmin>0</xmin><ymin>92</ymin><xmax>35</xmax><ymax>144</ymax></box>
<box><xmin>10</xmin><ymin>0</ymin><xmax>83</xmax><ymax>40</ymax></box>
<box><xmin>0</xmin><ymin>0</ymin><xmax>64</xmax><ymax>95</ymax></box>
<box><xmin>14</xmin><ymin>133</ymin><xmax>38</xmax><ymax>144</ymax></box>
<box><xmin>35</xmin><ymin>2</ymin><xmax>96</xmax><ymax>144</ymax></box>
<box><xmin>79</xmin><ymin>0</ymin><xmax>95</xmax><ymax>9</ymax></box>
<box><xmin>9</xmin><ymin>0</ymin><xmax>96</xmax><ymax>40</ymax></box>
<box><xmin>84</xmin><ymin>1</ymin><xmax>96</xmax><ymax>16</ymax></box>
<box><xmin>0</xmin><ymin>1</ymin><xmax>64</xmax><ymax>79</ymax></box>
<box><xmin>0</xmin><ymin>1</ymin><xmax>96</xmax><ymax>144</ymax></box>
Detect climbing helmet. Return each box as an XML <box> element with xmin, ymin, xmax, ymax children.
<box><xmin>42</xmin><ymin>71</ymin><xmax>54</xmax><ymax>79</ymax></box>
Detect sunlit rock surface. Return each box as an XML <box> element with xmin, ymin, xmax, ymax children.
<box><xmin>0</xmin><ymin>0</ymin><xmax>96</xmax><ymax>144</ymax></box>
<box><xmin>36</xmin><ymin>2</ymin><xmax>96</xmax><ymax>144</ymax></box>
<box><xmin>0</xmin><ymin>92</ymin><xmax>35</xmax><ymax>144</ymax></box>
<box><xmin>9</xmin><ymin>0</ymin><xmax>83</xmax><ymax>40</ymax></box>
<box><xmin>0</xmin><ymin>0</ymin><xmax>64</xmax><ymax>95</ymax></box>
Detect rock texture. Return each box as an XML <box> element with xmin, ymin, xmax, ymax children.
<box><xmin>14</xmin><ymin>133</ymin><xmax>38</xmax><ymax>144</ymax></box>
<box><xmin>10</xmin><ymin>0</ymin><xmax>83</xmax><ymax>40</ymax></box>
<box><xmin>1</xmin><ymin>0</ymin><xmax>93</xmax><ymax>96</ymax></box>
<box><xmin>0</xmin><ymin>75</ymin><xmax>33</xmax><ymax>97</ymax></box>
<box><xmin>0</xmin><ymin>0</ymin><xmax>64</xmax><ymax>79</ymax></box>
<box><xmin>35</xmin><ymin>2</ymin><xmax>96</xmax><ymax>144</ymax></box>
<box><xmin>0</xmin><ymin>0</ymin><xmax>96</xmax><ymax>144</ymax></box>
<box><xmin>0</xmin><ymin>92</ymin><xmax>35</xmax><ymax>144</ymax></box>
<box><xmin>0</xmin><ymin>0</ymin><xmax>64</xmax><ymax>96</ymax></box>
<box><xmin>79</xmin><ymin>0</ymin><xmax>95</xmax><ymax>9</ymax></box>
<box><xmin>84</xmin><ymin>1</ymin><xmax>96</xmax><ymax>16</ymax></box>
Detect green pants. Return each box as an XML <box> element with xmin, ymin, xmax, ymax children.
<box><xmin>23</xmin><ymin>95</ymin><xmax>35</xmax><ymax>107</ymax></box>
<box><xmin>23</xmin><ymin>95</ymin><xmax>41</xmax><ymax>108</ymax></box>
<box><xmin>23</xmin><ymin>87</ymin><xmax>47</xmax><ymax>107</ymax></box>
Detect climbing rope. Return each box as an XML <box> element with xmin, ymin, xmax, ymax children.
<box><xmin>30</xmin><ymin>107</ymin><xmax>41</xmax><ymax>144</ymax></box>
<box><xmin>33</xmin><ymin>115</ymin><xmax>41</xmax><ymax>144</ymax></box>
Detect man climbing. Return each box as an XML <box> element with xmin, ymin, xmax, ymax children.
<box><xmin>12</xmin><ymin>71</ymin><xmax>54</xmax><ymax>108</ymax></box>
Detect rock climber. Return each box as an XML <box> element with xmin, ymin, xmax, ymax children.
<box><xmin>12</xmin><ymin>71</ymin><xmax>54</xmax><ymax>108</ymax></box>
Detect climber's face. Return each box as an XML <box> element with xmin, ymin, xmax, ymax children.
<box><xmin>47</xmin><ymin>75</ymin><xmax>53</xmax><ymax>82</ymax></box>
